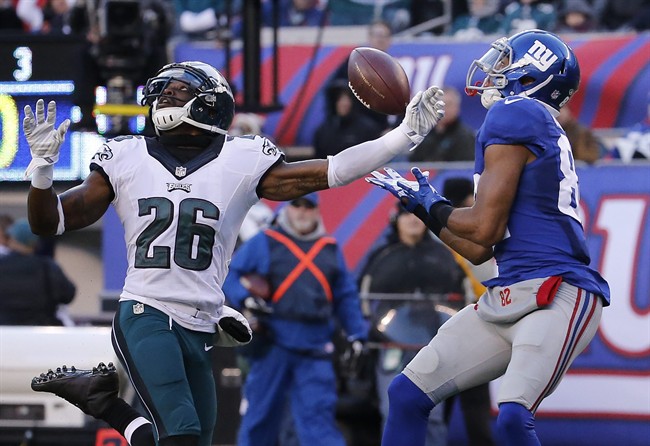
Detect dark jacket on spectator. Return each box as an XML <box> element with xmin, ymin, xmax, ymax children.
<box><xmin>0</xmin><ymin>251</ymin><xmax>76</xmax><ymax>325</ymax></box>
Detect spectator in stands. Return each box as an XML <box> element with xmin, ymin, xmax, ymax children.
<box><xmin>599</xmin><ymin>0</ymin><xmax>650</xmax><ymax>31</ymax></box>
<box><xmin>449</xmin><ymin>0</ymin><xmax>503</xmax><ymax>40</ymax></box>
<box><xmin>41</xmin><ymin>0</ymin><xmax>72</xmax><ymax>33</ymax></box>
<box><xmin>0</xmin><ymin>0</ymin><xmax>25</xmax><ymax>31</ymax></box>
<box><xmin>0</xmin><ymin>214</ymin><xmax>15</xmax><ymax>256</ymax></box>
<box><xmin>229</xmin><ymin>112</ymin><xmax>265</xmax><ymax>137</ymax></box>
<box><xmin>0</xmin><ymin>218</ymin><xmax>76</xmax><ymax>325</ymax></box>
<box><xmin>313</xmin><ymin>80</ymin><xmax>383</xmax><ymax>158</ymax></box>
<box><xmin>500</xmin><ymin>0</ymin><xmax>557</xmax><ymax>35</ymax></box>
<box><xmin>262</xmin><ymin>0</ymin><xmax>324</xmax><ymax>27</ymax></box>
<box><xmin>608</xmin><ymin>100</ymin><xmax>650</xmax><ymax>162</ymax></box>
<box><xmin>367</xmin><ymin>18</ymin><xmax>393</xmax><ymax>53</ymax></box>
<box><xmin>327</xmin><ymin>20</ymin><xmax>396</xmax><ymax>132</ymax></box>
<box><xmin>328</xmin><ymin>0</ymin><xmax>411</xmax><ymax>30</ymax></box>
<box><xmin>16</xmin><ymin>0</ymin><xmax>44</xmax><ymax>32</ymax></box>
<box><xmin>408</xmin><ymin>0</ymin><xmax>448</xmax><ymax>35</ymax></box>
<box><xmin>409</xmin><ymin>86</ymin><xmax>475</xmax><ymax>162</ymax></box>
<box><xmin>173</xmin><ymin>0</ymin><xmax>239</xmax><ymax>40</ymax></box>
<box><xmin>358</xmin><ymin>202</ymin><xmax>466</xmax><ymax>446</ymax></box>
<box><xmin>557</xmin><ymin>106</ymin><xmax>604</xmax><ymax>164</ymax></box>
<box><xmin>554</xmin><ymin>0</ymin><xmax>598</xmax><ymax>33</ymax></box>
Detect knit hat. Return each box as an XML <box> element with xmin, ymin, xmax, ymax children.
<box><xmin>290</xmin><ymin>192</ymin><xmax>319</xmax><ymax>207</ymax></box>
<box><xmin>7</xmin><ymin>218</ymin><xmax>39</xmax><ymax>248</ymax></box>
<box><xmin>442</xmin><ymin>177</ymin><xmax>474</xmax><ymax>208</ymax></box>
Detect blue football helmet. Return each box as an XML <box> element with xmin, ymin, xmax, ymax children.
<box><xmin>142</xmin><ymin>61</ymin><xmax>235</xmax><ymax>135</ymax></box>
<box><xmin>466</xmin><ymin>29</ymin><xmax>580</xmax><ymax>111</ymax></box>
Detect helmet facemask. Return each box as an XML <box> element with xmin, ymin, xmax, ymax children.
<box><xmin>142</xmin><ymin>62</ymin><xmax>235</xmax><ymax>135</ymax></box>
<box><xmin>466</xmin><ymin>30</ymin><xmax>580</xmax><ymax>112</ymax></box>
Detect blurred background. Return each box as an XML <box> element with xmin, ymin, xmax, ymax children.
<box><xmin>0</xmin><ymin>0</ymin><xmax>648</xmax><ymax>445</ymax></box>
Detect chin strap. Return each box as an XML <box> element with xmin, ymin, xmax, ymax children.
<box><xmin>481</xmin><ymin>88</ymin><xmax>504</xmax><ymax>109</ymax></box>
<box><xmin>180</xmin><ymin>116</ymin><xmax>228</xmax><ymax>135</ymax></box>
<box><xmin>152</xmin><ymin>99</ymin><xmax>228</xmax><ymax>135</ymax></box>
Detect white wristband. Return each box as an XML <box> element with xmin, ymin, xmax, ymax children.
<box><xmin>327</xmin><ymin>123</ymin><xmax>417</xmax><ymax>188</ymax></box>
<box><xmin>30</xmin><ymin>164</ymin><xmax>54</xmax><ymax>189</ymax></box>
<box><xmin>56</xmin><ymin>195</ymin><xmax>66</xmax><ymax>235</ymax></box>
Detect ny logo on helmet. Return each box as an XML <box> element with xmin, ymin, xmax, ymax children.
<box><xmin>523</xmin><ymin>40</ymin><xmax>558</xmax><ymax>72</ymax></box>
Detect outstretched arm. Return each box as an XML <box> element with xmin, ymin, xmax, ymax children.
<box><xmin>258</xmin><ymin>86</ymin><xmax>445</xmax><ymax>201</ymax></box>
<box><xmin>374</xmin><ymin>145</ymin><xmax>530</xmax><ymax>244</ymax></box>
<box><xmin>367</xmin><ymin>143</ymin><xmax>533</xmax><ymax>262</ymax></box>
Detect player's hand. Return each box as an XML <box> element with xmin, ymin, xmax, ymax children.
<box><xmin>340</xmin><ymin>337</ymin><xmax>367</xmax><ymax>379</ymax></box>
<box><xmin>215</xmin><ymin>306</ymin><xmax>253</xmax><ymax>347</ymax></box>
<box><xmin>401</xmin><ymin>86</ymin><xmax>445</xmax><ymax>146</ymax></box>
<box><xmin>397</xmin><ymin>167</ymin><xmax>451</xmax><ymax>213</ymax></box>
<box><xmin>23</xmin><ymin>99</ymin><xmax>70</xmax><ymax>178</ymax></box>
<box><xmin>243</xmin><ymin>296</ymin><xmax>273</xmax><ymax>315</ymax></box>
<box><xmin>365</xmin><ymin>167</ymin><xmax>429</xmax><ymax>211</ymax></box>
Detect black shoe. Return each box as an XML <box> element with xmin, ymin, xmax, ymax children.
<box><xmin>31</xmin><ymin>362</ymin><xmax>119</xmax><ymax>418</ymax></box>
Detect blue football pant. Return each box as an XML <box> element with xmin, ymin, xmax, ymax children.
<box><xmin>238</xmin><ymin>343</ymin><xmax>345</xmax><ymax>446</ymax></box>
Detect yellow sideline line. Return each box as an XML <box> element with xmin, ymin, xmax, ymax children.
<box><xmin>93</xmin><ymin>104</ymin><xmax>148</xmax><ymax>116</ymax></box>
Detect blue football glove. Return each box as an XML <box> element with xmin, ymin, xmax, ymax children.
<box><xmin>396</xmin><ymin>167</ymin><xmax>451</xmax><ymax>213</ymax></box>
<box><xmin>365</xmin><ymin>167</ymin><xmax>428</xmax><ymax>211</ymax></box>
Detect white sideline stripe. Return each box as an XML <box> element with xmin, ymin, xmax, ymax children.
<box><xmin>490</xmin><ymin>374</ymin><xmax>650</xmax><ymax>416</ymax></box>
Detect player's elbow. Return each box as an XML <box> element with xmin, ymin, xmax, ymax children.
<box><xmin>473</xmin><ymin>222</ymin><xmax>506</xmax><ymax>247</ymax></box>
<box><xmin>467</xmin><ymin>248</ymin><xmax>494</xmax><ymax>265</ymax></box>
<box><xmin>27</xmin><ymin>218</ymin><xmax>57</xmax><ymax>236</ymax></box>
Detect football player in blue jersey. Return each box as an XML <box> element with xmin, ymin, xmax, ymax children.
<box><xmin>368</xmin><ymin>29</ymin><xmax>610</xmax><ymax>446</ymax></box>
<box><xmin>23</xmin><ymin>60</ymin><xmax>445</xmax><ymax>446</ymax></box>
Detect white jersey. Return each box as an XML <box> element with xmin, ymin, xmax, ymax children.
<box><xmin>90</xmin><ymin>134</ymin><xmax>283</xmax><ymax>332</ymax></box>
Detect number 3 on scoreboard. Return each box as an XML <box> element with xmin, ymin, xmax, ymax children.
<box><xmin>13</xmin><ymin>46</ymin><xmax>32</xmax><ymax>82</ymax></box>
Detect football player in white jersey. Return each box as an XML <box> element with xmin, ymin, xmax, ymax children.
<box><xmin>368</xmin><ymin>30</ymin><xmax>610</xmax><ymax>446</ymax></box>
<box><xmin>24</xmin><ymin>61</ymin><xmax>445</xmax><ymax>446</ymax></box>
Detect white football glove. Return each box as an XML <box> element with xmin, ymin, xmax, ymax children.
<box><xmin>401</xmin><ymin>86</ymin><xmax>445</xmax><ymax>147</ymax></box>
<box><xmin>214</xmin><ymin>305</ymin><xmax>253</xmax><ymax>347</ymax></box>
<box><xmin>23</xmin><ymin>99</ymin><xmax>70</xmax><ymax>179</ymax></box>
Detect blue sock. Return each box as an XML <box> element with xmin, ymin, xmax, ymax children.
<box><xmin>381</xmin><ymin>373</ymin><xmax>435</xmax><ymax>446</ymax></box>
<box><xmin>497</xmin><ymin>402</ymin><xmax>541</xmax><ymax>446</ymax></box>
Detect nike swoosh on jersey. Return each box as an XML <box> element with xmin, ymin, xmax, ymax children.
<box><xmin>204</xmin><ymin>344</ymin><xmax>214</xmax><ymax>351</ymax></box>
<box><xmin>504</xmin><ymin>97</ymin><xmax>524</xmax><ymax>105</ymax></box>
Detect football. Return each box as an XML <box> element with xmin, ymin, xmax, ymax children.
<box><xmin>240</xmin><ymin>273</ymin><xmax>271</xmax><ymax>300</ymax></box>
<box><xmin>347</xmin><ymin>47</ymin><xmax>410</xmax><ymax>115</ymax></box>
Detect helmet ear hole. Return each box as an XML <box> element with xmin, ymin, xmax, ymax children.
<box><xmin>520</xmin><ymin>75</ymin><xmax>536</xmax><ymax>86</ymax></box>
<box><xmin>189</xmin><ymin>93</ymin><xmax>235</xmax><ymax>132</ymax></box>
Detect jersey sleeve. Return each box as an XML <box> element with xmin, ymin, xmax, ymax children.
<box><xmin>88</xmin><ymin>136</ymin><xmax>139</xmax><ymax>196</ymax></box>
<box><xmin>479</xmin><ymin>99</ymin><xmax>549</xmax><ymax>157</ymax></box>
<box><xmin>222</xmin><ymin>135</ymin><xmax>284</xmax><ymax>204</ymax></box>
<box><xmin>251</xmin><ymin>136</ymin><xmax>284</xmax><ymax>186</ymax></box>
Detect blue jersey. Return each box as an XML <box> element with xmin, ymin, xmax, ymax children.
<box><xmin>475</xmin><ymin>96</ymin><xmax>610</xmax><ymax>304</ymax></box>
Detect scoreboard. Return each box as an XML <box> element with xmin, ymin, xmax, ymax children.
<box><xmin>0</xmin><ymin>35</ymin><xmax>102</xmax><ymax>181</ymax></box>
